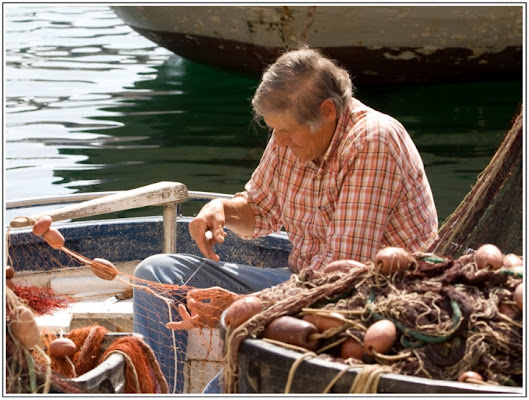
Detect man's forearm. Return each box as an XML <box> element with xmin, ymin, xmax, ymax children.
<box><xmin>221</xmin><ymin>196</ymin><xmax>255</xmax><ymax>237</ymax></box>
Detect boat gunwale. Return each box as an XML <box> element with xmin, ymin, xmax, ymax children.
<box><xmin>237</xmin><ymin>338</ymin><xmax>525</xmax><ymax>394</ymax></box>
<box><xmin>6</xmin><ymin>189</ymin><xmax>233</xmax><ymax>211</ymax></box>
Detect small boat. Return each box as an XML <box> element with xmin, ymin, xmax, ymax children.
<box><xmin>6</xmin><ymin>180</ymin><xmax>523</xmax><ymax>394</ymax></box>
<box><xmin>111</xmin><ymin>5</ymin><xmax>523</xmax><ymax>85</ymax></box>
<box><xmin>6</xmin><ymin>182</ymin><xmax>290</xmax><ymax>394</ymax></box>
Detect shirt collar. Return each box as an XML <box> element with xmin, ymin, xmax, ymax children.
<box><xmin>304</xmin><ymin>100</ymin><xmax>352</xmax><ymax>171</ymax></box>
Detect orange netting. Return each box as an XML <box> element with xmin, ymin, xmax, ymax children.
<box><xmin>5</xmin><ymin>222</ymin><xmax>230</xmax><ymax>394</ymax></box>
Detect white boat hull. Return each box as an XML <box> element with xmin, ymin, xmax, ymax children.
<box><xmin>112</xmin><ymin>5</ymin><xmax>523</xmax><ymax>84</ymax></box>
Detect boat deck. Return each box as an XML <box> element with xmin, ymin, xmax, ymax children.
<box><xmin>22</xmin><ymin>261</ymin><xmax>136</xmax><ymax>333</ymax></box>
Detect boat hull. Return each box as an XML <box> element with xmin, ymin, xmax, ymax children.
<box><xmin>112</xmin><ymin>5</ymin><xmax>523</xmax><ymax>84</ymax></box>
<box><xmin>237</xmin><ymin>338</ymin><xmax>523</xmax><ymax>394</ymax></box>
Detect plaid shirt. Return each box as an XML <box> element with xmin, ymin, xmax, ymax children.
<box><xmin>236</xmin><ymin>98</ymin><xmax>438</xmax><ymax>273</ymax></box>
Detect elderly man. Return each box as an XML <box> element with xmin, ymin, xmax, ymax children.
<box><xmin>133</xmin><ymin>47</ymin><xmax>438</xmax><ymax>393</ymax></box>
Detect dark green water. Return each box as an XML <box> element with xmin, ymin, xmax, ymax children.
<box><xmin>4</xmin><ymin>5</ymin><xmax>523</xmax><ymax>224</ymax></box>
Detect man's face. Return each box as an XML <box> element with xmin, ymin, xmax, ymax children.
<box><xmin>264</xmin><ymin>111</ymin><xmax>330</xmax><ymax>162</ymax></box>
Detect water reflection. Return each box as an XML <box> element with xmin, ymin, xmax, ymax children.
<box><xmin>5</xmin><ymin>5</ymin><xmax>523</xmax><ymax>223</ymax></box>
<box><xmin>5</xmin><ymin>5</ymin><xmax>173</xmax><ymax>200</ymax></box>
<box><xmin>59</xmin><ymin>56</ymin><xmax>267</xmax><ymax>196</ymax></box>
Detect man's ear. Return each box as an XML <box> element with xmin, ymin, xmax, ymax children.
<box><xmin>320</xmin><ymin>99</ymin><xmax>337</xmax><ymax>122</ymax></box>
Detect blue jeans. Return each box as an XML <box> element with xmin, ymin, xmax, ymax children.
<box><xmin>133</xmin><ymin>253</ymin><xmax>292</xmax><ymax>393</ymax></box>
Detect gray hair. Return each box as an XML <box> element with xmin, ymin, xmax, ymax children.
<box><xmin>252</xmin><ymin>47</ymin><xmax>354</xmax><ymax>132</ymax></box>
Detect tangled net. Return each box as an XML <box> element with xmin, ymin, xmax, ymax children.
<box><xmin>223</xmin><ymin>250</ymin><xmax>523</xmax><ymax>393</ymax></box>
<box><xmin>5</xmin><ymin>215</ymin><xmax>233</xmax><ymax>394</ymax></box>
<box><xmin>5</xmin><ymin>287</ymin><xmax>168</xmax><ymax>394</ymax></box>
<box><xmin>5</xmin><ymin>211</ymin><xmax>523</xmax><ymax>394</ymax></box>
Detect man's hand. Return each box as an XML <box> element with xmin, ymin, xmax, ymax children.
<box><xmin>189</xmin><ymin>199</ymin><xmax>227</xmax><ymax>261</ymax></box>
<box><xmin>166</xmin><ymin>287</ymin><xmax>240</xmax><ymax>330</ymax></box>
<box><xmin>189</xmin><ymin>197</ymin><xmax>255</xmax><ymax>261</ymax></box>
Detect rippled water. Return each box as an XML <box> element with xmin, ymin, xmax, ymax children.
<box><xmin>4</xmin><ymin>4</ymin><xmax>523</xmax><ymax>223</ymax></box>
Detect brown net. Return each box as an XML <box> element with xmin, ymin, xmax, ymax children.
<box><xmin>222</xmin><ymin>251</ymin><xmax>523</xmax><ymax>393</ymax></box>
<box><xmin>5</xmin><ymin>215</ymin><xmax>524</xmax><ymax>394</ymax></box>
<box><xmin>5</xmin><ymin>226</ymin><xmax>229</xmax><ymax>394</ymax></box>
<box><xmin>6</xmin><ymin>282</ymin><xmax>170</xmax><ymax>394</ymax></box>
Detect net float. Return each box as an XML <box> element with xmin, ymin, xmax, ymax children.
<box><xmin>503</xmin><ymin>253</ymin><xmax>523</xmax><ymax>270</ymax></box>
<box><xmin>43</xmin><ymin>228</ymin><xmax>65</xmax><ymax>249</ymax></box>
<box><xmin>9</xmin><ymin>305</ymin><xmax>41</xmax><ymax>348</ymax></box>
<box><xmin>302</xmin><ymin>312</ymin><xmax>345</xmax><ymax>333</ymax></box>
<box><xmin>32</xmin><ymin>215</ymin><xmax>52</xmax><ymax>236</ymax></box>
<box><xmin>323</xmin><ymin>259</ymin><xmax>366</xmax><ymax>274</ymax></box>
<box><xmin>49</xmin><ymin>337</ymin><xmax>77</xmax><ymax>358</ymax></box>
<box><xmin>457</xmin><ymin>371</ymin><xmax>484</xmax><ymax>383</ymax></box>
<box><xmin>340</xmin><ymin>337</ymin><xmax>364</xmax><ymax>360</ymax></box>
<box><xmin>6</xmin><ymin>265</ymin><xmax>15</xmax><ymax>280</ymax></box>
<box><xmin>363</xmin><ymin>319</ymin><xmax>397</xmax><ymax>356</ymax></box>
<box><xmin>474</xmin><ymin>244</ymin><xmax>503</xmax><ymax>270</ymax></box>
<box><xmin>89</xmin><ymin>258</ymin><xmax>118</xmax><ymax>281</ymax></box>
<box><xmin>261</xmin><ymin>315</ymin><xmax>319</xmax><ymax>351</ymax></box>
<box><xmin>223</xmin><ymin>295</ymin><xmax>262</xmax><ymax>329</ymax></box>
<box><xmin>374</xmin><ymin>247</ymin><xmax>413</xmax><ymax>275</ymax></box>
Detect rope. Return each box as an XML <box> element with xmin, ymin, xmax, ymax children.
<box><xmin>349</xmin><ymin>364</ymin><xmax>392</xmax><ymax>393</ymax></box>
<box><xmin>101</xmin><ymin>335</ymin><xmax>168</xmax><ymax>394</ymax></box>
<box><xmin>103</xmin><ymin>350</ymin><xmax>141</xmax><ymax>393</ymax></box>
<box><xmin>322</xmin><ymin>364</ymin><xmax>355</xmax><ymax>394</ymax></box>
<box><xmin>223</xmin><ymin>264</ymin><xmax>370</xmax><ymax>393</ymax></box>
<box><xmin>132</xmin><ymin>336</ymin><xmax>169</xmax><ymax>394</ymax></box>
<box><xmin>284</xmin><ymin>352</ymin><xmax>317</xmax><ymax>393</ymax></box>
<box><xmin>501</xmin><ymin>269</ymin><xmax>523</xmax><ymax>279</ymax></box>
<box><xmin>366</xmin><ymin>291</ymin><xmax>461</xmax><ymax>345</ymax></box>
<box><xmin>373</xmin><ymin>349</ymin><xmax>412</xmax><ymax>362</ymax></box>
<box><xmin>73</xmin><ymin>325</ymin><xmax>106</xmax><ymax>376</ymax></box>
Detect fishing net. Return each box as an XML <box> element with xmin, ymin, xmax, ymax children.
<box><xmin>5</xmin><ymin>217</ymin><xmax>523</xmax><ymax>394</ymax></box>
<box><xmin>222</xmin><ymin>250</ymin><xmax>523</xmax><ymax>393</ymax></box>
<box><xmin>5</xmin><ymin>281</ymin><xmax>168</xmax><ymax>394</ymax></box>
<box><xmin>5</xmin><ymin>223</ymin><xmax>227</xmax><ymax>394</ymax></box>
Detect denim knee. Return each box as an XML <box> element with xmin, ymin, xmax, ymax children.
<box><xmin>133</xmin><ymin>253</ymin><xmax>202</xmax><ymax>286</ymax></box>
<box><xmin>134</xmin><ymin>254</ymin><xmax>168</xmax><ymax>281</ymax></box>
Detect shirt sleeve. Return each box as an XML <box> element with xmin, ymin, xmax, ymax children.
<box><xmin>233</xmin><ymin>138</ymin><xmax>283</xmax><ymax>239</ymax></box>
<box><xmin>309</xmin><ymin>134</ymin><xmax>404</xmax><ymax>270</ymax></box>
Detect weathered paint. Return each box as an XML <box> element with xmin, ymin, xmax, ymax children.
<box><xmin>9</xmin><ymin>181</ymin><xmax>188</xmax><ymax>229</ymax></box>
<box><xmin>112</xmin><ymin>5</ymin><xmax>523</xmax><ymax>84</ymax></box>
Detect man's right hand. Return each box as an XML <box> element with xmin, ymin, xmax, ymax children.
<box><xmin>189</xmin><ymin>199</ymin><xmax>227</xmax><ymax>261</ymax></box>
<box><xmin>189</xmin><ymin>196</ymin><xmax>255</xmax><ymax>260</ymax></box>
